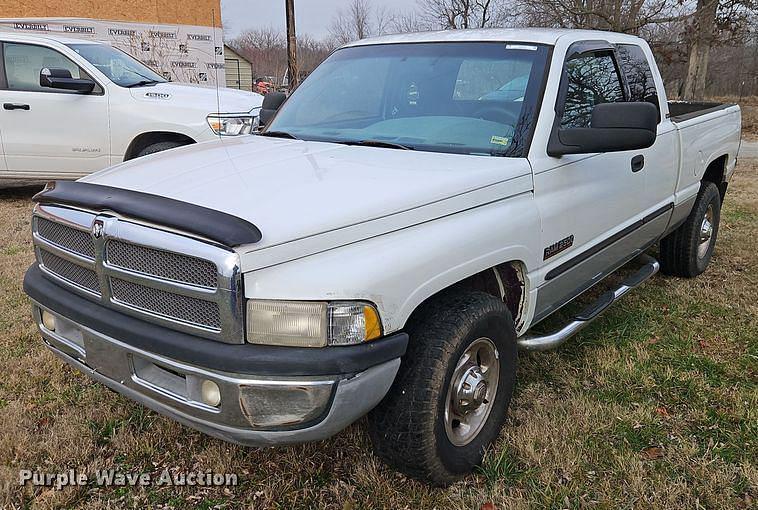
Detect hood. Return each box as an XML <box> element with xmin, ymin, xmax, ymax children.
<box><xmin>82</xmin><ymin>136</ymin><xmax>532</xmax><ymax>268</ymax></box>
<box><xmin>129</xmin><ymin>82</ymin><xmax>263</xmax><ymax>113</ymax></box>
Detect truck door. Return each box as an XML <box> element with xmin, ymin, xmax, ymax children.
<box><xmin>0</xmin><ymin>50</ymin><xmax>8</xmax><ymax>173</ymax></box>
<box><xmin>0</xmin><ymin>41</ymin><xmax>110</xmax><ymax>178</ymax></box>
<box><xmin>0</xmin><ymin>127</ymin><xmax>7</xmax><ymax>173</ymax></box>
<box><xmin>616</xmin><ymin>43</ymin><xmax>680</xmax><ymax>221</ymax></box>
<box><xmin>530</xmin><ymin>43</ymin><xmax>666</xmax><ymax>322</ymax></box>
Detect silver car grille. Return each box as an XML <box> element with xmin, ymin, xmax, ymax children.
<box><xmin>32</xmin><ymin>204</ymin><xmax>244</xmax><ymax>343</ymax></box>
<box><xmin>38</xmin><ymin>249</ymin><xmax>101</xmax><ymax>295</ymax></box>
<box><xmin>106</xmin><ymin>240</ymin><xmax>218</xmax><ymax>289</ymax></box>
<box><xmin>110</xmin><ymin>277</ymin><xmax>223</xmax><ymax>330</ymax></box>
<box><xmin>36</xmin><ymin>217</ymin><xmax>96</xmax><ymax>259</ymax></box>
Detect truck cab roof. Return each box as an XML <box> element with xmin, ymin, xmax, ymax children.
<box><xmin>343</xmin><ymin>27</ymin><xmax>647</xmax><ymax>48</ymax></box>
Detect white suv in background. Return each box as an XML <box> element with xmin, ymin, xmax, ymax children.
<box><xmin>0</xmin><ymin>33</ymin><xmax>263</xmax><ymax>181</ymax></box>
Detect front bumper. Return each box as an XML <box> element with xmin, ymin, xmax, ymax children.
<box><xmin>25</xmin><ymin>265</ymin><xmax>406</xmax><ymax>446</ymax></box>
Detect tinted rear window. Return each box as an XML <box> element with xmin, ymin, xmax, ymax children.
<box><xmin>617</xmin><ymin>44</ymin><xmax>660</xmax><ymax>122</ymax></box>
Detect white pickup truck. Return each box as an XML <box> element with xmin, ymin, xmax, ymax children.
<box><xmin>24</xmin><ymin>28</ymin><xmax>741</xmax><ymax>484</ymax></box>
<box><xmin>0</xmin><ymin>33</ymin><xmax>262</xmax><ymax>181</ymax></box>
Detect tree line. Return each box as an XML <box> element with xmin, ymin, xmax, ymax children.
<box><xmin>228</xmin><ymin>0</ymin><xmax>758</xmax><ymax>99</ymax></box>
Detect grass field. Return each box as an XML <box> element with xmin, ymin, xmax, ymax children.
<box><xmin>1</xmin><ymin>153</ymin><xmax>756</xmax><ymax>509</ymax></box>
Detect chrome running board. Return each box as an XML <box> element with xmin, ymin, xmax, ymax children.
<box><xmin>517</xmin><ymin>254</ymin><xmax>660</xmax><ymax>351</ymax></box>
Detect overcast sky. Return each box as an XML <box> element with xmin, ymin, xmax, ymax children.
<box><xmin>221</xmin><ymin>0</ymin><xmax>414</xmax><ymax>40</ymax></box>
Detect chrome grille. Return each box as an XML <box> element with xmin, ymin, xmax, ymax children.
<box><xmin>32</xmin><ymin>204</ymin><xmax>243</xmax><ymax>343</ymax></box>
<box><xmin>36</xmin><ymin>217</ymin><xmax>95</xmax><ymax>259</ymax></box>
<box><xmin>107</xmin><ymin>240</ymin><xmax>217</xmax><ymax>288</ymax></box>
<box><xmin>110</xmin><ymin>277</ymin><xmax>222</xmax><ymax>331</ymax></box>
<box><xmin>38</xmin><ymin>249</ymin><xmax>101</xmax><ymax>295</ymax></box>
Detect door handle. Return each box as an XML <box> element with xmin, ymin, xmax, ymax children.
<box><xmin>631</xmin><ymin>155</ymin><xmax>645</xmax><ymax>172</ymax></box>
<box><xmin>3</xmin><ymin>103</ymin><xmax>30</xmax><ymax>111</ymax></box>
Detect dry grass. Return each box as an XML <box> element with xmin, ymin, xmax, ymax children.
<box><xmin>1</xmin><ymin>159</ymin><xmax>756</xmax><ymax>510</ymax></box>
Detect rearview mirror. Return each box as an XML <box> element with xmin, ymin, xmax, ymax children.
<box><xmin>259</xmin><ymin>91</ymin><xmax>287</xmax><ymax>127</ymax></box>
<box><xmin>40</xmin><ymin>68</ymin><xmax>96</xmax><ymax>93</ymax></box>
<box><xmin>547</xmin><ymin>102</ymin><xmax>658</xmax><ymax>156</ymax></box>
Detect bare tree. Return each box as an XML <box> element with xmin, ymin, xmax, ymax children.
<box><xmin>682</xmin><ymin>0</ymin><xmax>718</xmax><ymax>98</ymax></box>
<box><xmin>231</xmin><ymin>28</ymin><xmax>288</xmax><ymax>83</ymax></box>
<box><xmin>229</xmin><ymin>27</ymin><xmax>332</xmax><ymax>85</ymax></box>
<box><xmin>329</xmin><ymin>0</ymin><xmax>392</xmax><ymax>45</ymax></box>
<box><xmin>419</xmin><ymin>0</ymin><xmax>507</xmax><ymax>29</ymax></box>
<box><xmin>508</xmin><ymin>0</ymin><xmax>688</xmax><ymax>34</ymax></box>
<box><xmin>682</xmin><ymin>0</ymin><xmax>756</xmax><ymax>98</ymax></box>
<box><xmin>231</xmin><ymin>0</ymin><xmax>758</xmax><ymax>98</ymax></box>
<box><xmin>391</xmin><ymin>12</ymin><xmax>433</xmax><ymax>33</ymax></box>
<box><xmin>374</xmin><ymin>4</ymin><xmax>394</xmax><ymax>36</ymax></box>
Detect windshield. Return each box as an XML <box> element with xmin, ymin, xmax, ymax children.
<box><xmin>267</xmin><ymin>42</ymin><xmax>549</xmax><ymax>157</ymax></box>
<box><xmin>67</xmin><ymin>44</ymin><xmax>166</xmax><ymax>87</ymax></box>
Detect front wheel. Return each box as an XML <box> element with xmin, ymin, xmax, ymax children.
<box><xmin>367</xmin><ymin>291</ymin><xmax>517</xmax><ymax>485</ymax></box>
<box><xmin>136</xmin><ymin>140</ymin><xmax>188</xmax><ymax>158</ymax></box>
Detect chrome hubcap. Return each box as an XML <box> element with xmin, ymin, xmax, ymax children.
<box><xmin>444</xmin><ymin>337</ymin><xmax>499</xmax><ymax>446</ymax></box>
<box><xmin>698</xmin><ymin>205</ymin><xmax>714</xmax><ymax>259</ymax></box>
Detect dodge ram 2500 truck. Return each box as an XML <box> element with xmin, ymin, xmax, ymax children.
<box><xmin>24</xmin><ymin>28</ymin><xmax>741</xmax><ymax>485</ymax></box>
<box><xmin>0</xmin><ymin>33</ymin><xmax>263</xmax><ymax>181</ymax></box>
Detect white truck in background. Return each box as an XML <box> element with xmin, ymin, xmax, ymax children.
<box><xmin>0</xmin><ymin>32</ymin><xmax>263</xmax><ymax>181</ymax></box>
<box><xmin>24</xmin><ymin>28</ymin><xmax>741</xmax><ymax>485</ymax></box>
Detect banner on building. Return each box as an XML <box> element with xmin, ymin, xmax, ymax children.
<box><xmin>0</xmin><ymin>18</ymin><xmax>225</xmax><ymax>86</ymax></box>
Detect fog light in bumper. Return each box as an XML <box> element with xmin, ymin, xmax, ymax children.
<box><xmin>238</xmin><ymin>382</ymin><xmax>334</xmax><ymax>429</ymax></box>
<box><xmin>41</xmin><ymin>310</ymin><xmax>56</xmax><ymax>331</ymax></box>
<box><xmin>201</xmin><ymin>379</ymin><xmax>222</xmax><ymax>407</ymax></box>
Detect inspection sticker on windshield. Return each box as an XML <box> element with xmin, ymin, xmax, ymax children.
<box><xmin>490</xmin><ymin>135</ymin><xmax>510</xmax><ymax>146</ymax></box>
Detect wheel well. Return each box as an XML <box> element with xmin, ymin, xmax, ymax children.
<box><xmin>408</xmin><ymin>262</ymin><xmax>528</xmax><ymax>332</ymax></box>
<box><xmin>124</xmin><ymin>132</ymin><xmax>195</xmax><ymax>161</ymax></box>
<box><xmin>702</xmin><ymin>155</ymin><xmax>728</xmax><ymax>201</ymax></box>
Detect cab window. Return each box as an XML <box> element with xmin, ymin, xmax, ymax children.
<box><xmin>560</xmin><ymin>52</ymin><xmax>624</xmax><ymax>129</ymax></box>
<box><xmin>617</xmin><ymin>44</ymin><xmax>660</xmax><ymax>121</ymax></box>
<box><xmin>3</xmin><ymin>43</ymin><xmax>94</xmax><ymax>93</ymax></box>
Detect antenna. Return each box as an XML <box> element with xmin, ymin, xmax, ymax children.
<box><xmin>211</xmin><ymin>8</ymin><xmax>222</xmax><ymax>140</ymax></box>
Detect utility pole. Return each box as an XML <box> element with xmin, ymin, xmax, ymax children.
<box><xmin>285</xmin><ymin>0</ymin><xmax>299</xmax><ymax>92</ymax></box>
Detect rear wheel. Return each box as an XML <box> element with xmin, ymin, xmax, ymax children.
<box><xmin>660</xmin><ymin>181</ymin><xmax>721</xmax><ymax>277</ymax></box>
<box><xmin>367</xmin><ymin>291</ymin><xmax>517</xmax><ymax>485</ymax></box>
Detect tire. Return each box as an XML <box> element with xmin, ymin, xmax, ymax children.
<box><xmin>367</xmin><ymin>291</ymin><xmax>517</xmax><ymax>485</ymax></box>
<box><xmin>136</xmin><ymin>141</ymin><xmax>187</xmax><ymax>158</ymax></box>
<box><xmin>660</xmin><ymin>181</ymin><xmax>721</xmax><ymax>278</ymax></box>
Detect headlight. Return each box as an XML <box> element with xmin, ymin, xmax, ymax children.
<box><xmin>246</xmin><ymin>300</ymin><xmax>382</xmax><ymax>347</ymax></box>
<box><xmin>207</xmin><ymin>114</ymin><xmax>255</xmax><ymax>136</ymax></box>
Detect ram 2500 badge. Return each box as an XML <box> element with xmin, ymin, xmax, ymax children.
<box><xmin>24</xmin><ymin>28</ymin><xmax>741</xmax><ymax>484</ymax></box>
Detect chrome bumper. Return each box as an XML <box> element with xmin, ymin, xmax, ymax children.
<box><xmin>32</xmin><ymin>303</ymin><xmax>400</xmax><ymax>446</ymax></box>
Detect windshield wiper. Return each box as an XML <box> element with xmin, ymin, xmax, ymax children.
<box><xmin>126</xmin><ymin>79</ymin><xmax>161</xmax><ymax>88</ymax></box>
<box><xmin>258</xmin><ymin>131</ymin><xmax>300</xmax><ymax>140</ymax></box>
<box><xmin>341</xmin><ymin>139</ymin><xmax>414</xmax><ymax>150</ymax></box>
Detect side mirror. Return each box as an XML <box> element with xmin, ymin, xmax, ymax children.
<box><xmin>40</xmin><ymin>68</ymin><xmax>96</xmax><ymax>93</ymax></box>
<box><xmin>547</xmin><ymin>102</ymin><xmax>658</xmax><ymax>156</ymax></box>
<box><xmin>258</xmin><ymin>91</ymin><xmax>287</xmax><ymax>127</ymax></box>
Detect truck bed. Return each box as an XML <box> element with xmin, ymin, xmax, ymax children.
<box><xmin>668</xmin><ymin>101</ymin><xmax>736</xmax><ymax>122</ymax></box>
<box><xmin>668</xmin><ymin>100</ymin><xmax>741</xmax><ymax>213</ymax></box>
